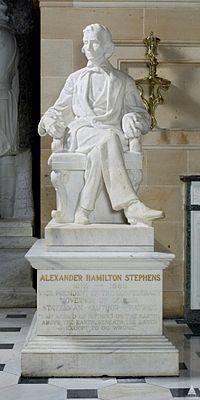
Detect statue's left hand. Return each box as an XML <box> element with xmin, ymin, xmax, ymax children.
<box><xmin>122</xmin><ymin>113</ymin><xmax>142</xmax><ymax>139</ymax></box>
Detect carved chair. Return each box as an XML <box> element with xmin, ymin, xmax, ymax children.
<box><xmin>48</xmin><ymin>136</ymin><xmax>143</xmax><ymax>224</ymax></box>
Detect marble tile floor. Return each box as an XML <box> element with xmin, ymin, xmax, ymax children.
<box><xmin>0</xmin><ymin>309</ymin><xmax>200</xmax><ymax>399</ymax></box>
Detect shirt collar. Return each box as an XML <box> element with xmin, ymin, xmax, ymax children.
<box><xmin>87</xmin><ymin>60</ymin><xmax>112</xmax><ymax>74</ymax></box>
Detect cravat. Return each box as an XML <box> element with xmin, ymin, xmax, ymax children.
<box><xmin>87</xmin><ymin>62</ymin><xmax>111</xmax><ymax>75</ymax></box>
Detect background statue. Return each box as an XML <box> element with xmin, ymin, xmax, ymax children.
<box><xmin>0</xmin><ymin>1</ymin><xmax>34</xmax><ymax>221</ymax></box>
<box><xmin>0</xmin><ymin>0</ymin><xmax>19</xmax><ymax>156</ymax></box>
<box><xmin>39</xmin><ymin>23</ymin><xmax>164</xmax><ymax>226</ymax></box>
<box><xmin>0</xmin><ymin>0</ymin><xmax>20</xmax><ymax>219</ymax></box>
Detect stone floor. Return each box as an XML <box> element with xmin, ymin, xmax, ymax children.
<box><xmin>0</xmin><ymin>308</ymin><xmax>200</xmax><ymax>399</ymax></box>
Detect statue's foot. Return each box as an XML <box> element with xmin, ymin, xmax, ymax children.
<box><xmin>124</xmin><ymin>200</ymin><xmax>164</xmax><ymax>225</ymax></box>
<box><xmin>74</xmin><ymin>207</ymin><xmax>91</xmax><ymax>225</ymax></box>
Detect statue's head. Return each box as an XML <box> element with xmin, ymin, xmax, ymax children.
<box><xmin>0</xmin><ymin>1</ymin><xmax>9</xmax><ymax>28</ymax></box>
<box><xmin>82</xmin><ymin>24</ymin><xmax>114</xmax><ymax>63</ymax></box>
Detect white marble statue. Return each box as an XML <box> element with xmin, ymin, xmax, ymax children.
<box><xmin>39</xmin><ymin>23</ymin><xmax>164</xmax><ymax>226</ymax></box>
<box><xmin>0</xmin><ymin>0</ymin><xmax>19</xmax><ymax>156</ymax></box>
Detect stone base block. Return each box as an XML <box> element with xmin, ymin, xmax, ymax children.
<box><xmin>24</xmin><ymin>240</ymin><xmax>178</xmax><ymax>376</ymax></box>
<box><xmin>21</xmin><ymin>313</ymin><xmax>179</xmax><ymax>377</ymax></box>
<box><xmin>0</xmin><ymin>220</ymin><xmax>36</xmax><ymax>307</ymax></box>
<box><xmin>45</xmin><ymin>221</ymin><xmax>154</xmax><ymax>251</ymax></box>
<box><xmin>0</xmin><ymin>151</ymin><xmax>33</xmax><ymax>220</ymax></box>
<box><xmin>0</xmin><ymin>219</ymin><xmax>33</xmax><ymax>237</ymax></box>
<box><xmin>0</xmin><ymin>287</ymin><xmax>36</xmax><ymax>308</ymax></box>
<box><xmin>0</xmin><ymin>248</ymin><xmax>36</xmax><ymax>307</ymax></box>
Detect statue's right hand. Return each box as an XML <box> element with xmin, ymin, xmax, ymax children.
<box><xmin>38</xmin><ymin>115</ymin><xmax>57</xmax><ymax>137</ymax></box>
<box><xmin>38</xmin><ymin>118</ymin><xmax>46</xmax><ymax>136</ymax></box>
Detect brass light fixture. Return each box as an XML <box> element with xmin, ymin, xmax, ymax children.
<box><xmin>136</xmin><ymin>32</ymin><xmax>171</xmax><ymax>129</ymax></box>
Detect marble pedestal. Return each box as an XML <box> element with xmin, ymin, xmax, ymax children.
<box><xmin>45</xmin><ymin>221</ymin><xmax>154</xmax><ymax>252</ymax></box>
<box><xmin>21</xmin><ymin>234</ymin><xmax>179</xmax><ymax>377</ymax></box>
<box><xmin>0</xmin><ymin>150</ymin><xmax>33</xmax><ymax>220</ymax></box>
<box><xmin>0</xmin><ymin>220</ymin><xmax>36</xmax><ymax>307</ymax></box>
<box><xmin>0</xmin><ymin>151</ymin><xmax>36</xmax><ymax>306</ymax></box>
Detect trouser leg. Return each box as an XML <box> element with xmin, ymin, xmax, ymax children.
<box><xmin>100</xmin><ymin>131</ymin><xmax>138</xmax><ymax>211</ymax></box>
<box><xmin>79</xmin><ymin>147</ymin><xmax>102</xmax><ymax>211</ymax></box>
<box><xmin>79</xmin><ymin>131</ymin><xmax>138</xmax><ymax>212</ymax></box>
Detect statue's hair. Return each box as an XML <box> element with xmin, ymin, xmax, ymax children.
<box><xmin>82</xmin><ymin>24</ymin><xmax>114</xmax><ymax>59</ymax></box>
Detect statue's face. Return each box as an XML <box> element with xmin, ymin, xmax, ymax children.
<box><xmin>82</xmin><ymin>29</ymin><xmax>106</xmax><ymax>62</ymax></box>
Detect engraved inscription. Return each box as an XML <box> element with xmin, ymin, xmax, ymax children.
<box><xmin>39</xmin><ymin>273</ymin><xmax>161</xmax><ymax>282</ymax></box>
<box><xmin>37</xmin><ymin>270</ymin><xmax>162</xmax><ymax>336</ymax></box>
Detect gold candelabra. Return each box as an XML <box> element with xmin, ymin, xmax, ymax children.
<box><xmin>136</xmin><ymin>32</ymin><xmax>171</xmax><ymax>129</ymax></box>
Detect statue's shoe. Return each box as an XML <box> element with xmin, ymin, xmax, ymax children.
<box><xmin>74</xmin><ymin>207</ymin><xmax>91</xmax><ymax>225</ymax></box>
<box><xmin>124</xmin><ymin>200</ymin><xmax>164</xmax><ymax>225</ymax></box>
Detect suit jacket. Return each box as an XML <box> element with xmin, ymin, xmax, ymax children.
<box><xmin>40</xmin><ymin>61</ymin><xmax>150</xmax><ymax>151</ymax></box>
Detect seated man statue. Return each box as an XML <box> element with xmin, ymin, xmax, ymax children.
<box><xmin>39</xmin><ymin>23</ymin><xmax>163</xmax><ymax>226</ymax></box>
